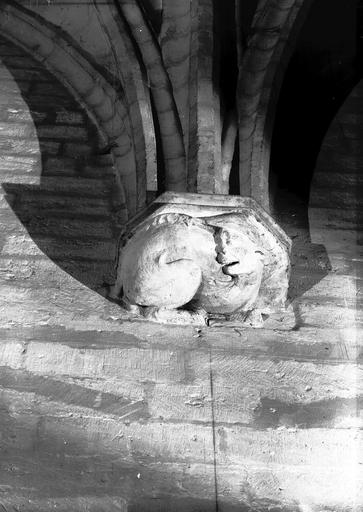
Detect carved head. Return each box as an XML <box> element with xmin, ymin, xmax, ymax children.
<box><xmin>120</xmin><ymin>213</ymin><xmax>219</xmax><ymax>309</ymax></box>
<box><xmin>116</xmin><ymin>205</ymin><xmax>289</xmax><ymax>318</ymax></box>
<box><xmin>214</xmin><ymin>227</ymin><xmax>264</xmax><ymax>276</ymax></box>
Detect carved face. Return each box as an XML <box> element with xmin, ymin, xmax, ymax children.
<box><xmin>193</xmin><ymin>225</ymin><xmax>265</xmax><ymax>314</ymax></box>
<box><xmin>214</xmin><ymin>228</ymin><xmax>262</xmax><ymax>275</ymax></box>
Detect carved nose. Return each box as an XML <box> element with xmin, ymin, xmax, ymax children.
<box><xmin>216</xmin><ymin>252</ymin><xmax>226</xmax><ymax>264</ymax></box>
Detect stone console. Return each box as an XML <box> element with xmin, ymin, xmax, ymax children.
<box><xmin>110</xmin><ymin>193</ymin><xmax>292</xmax><ymax>327</ymax></box>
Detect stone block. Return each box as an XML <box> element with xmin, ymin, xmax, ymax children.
<box><xmin>7</xmin><ymin>108</ymin><xmax>48</xmax><ymax>123</ymax></box>
<box><xmin>38</xmin><ymin>140</ymin><xmax>61</xmax><ymax>155</ymax></box>
<box><xmin>0</xmin><ymin>155</ymin><xmax>41</xmax><ymax>174</ymax></box>
<box><xmin>37</xmin><ymin>125</ymin><xmax>88</xmax><ymax>140</ymax></box>
<box><xmin>0</xmin><ymin>122</ymin><xmax>37</xmax><ymax>138</ymax></box>
<box><xmin>55</xmin><ymin>110</ymin><xmax>84</xmax><ymax>125</ymax></box>
<box><xmin>63</xmin><ymin>142</ymin><xmax>93</xmax><ymax>157</ymax></box>
<box><xmin>0</xmin><ymin>138</ymin><xmax>40</xmax><ymax>155</ymax></box>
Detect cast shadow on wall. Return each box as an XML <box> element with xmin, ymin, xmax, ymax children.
<box><xmin>270</xmin><ymin>188</ymin><xmax>332</xmax><ymax>325</ymax></box>
<box><xmin>1</xmin><ymin>42</ymin><xmax>120</xmax><ymax>299</ymax></box>
<box><xmin>1</xmin><ymin>40</ymin><xmax>332</xmax><ymax>317</ymax></box>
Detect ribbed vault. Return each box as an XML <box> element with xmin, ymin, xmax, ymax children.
<box><xmin>237</xmin><ymin>0</ymin><xmax>314</xmax><ymax>211</ymax></box>
<box><xmin>0</xmin><ymin>0</ymin><xmax>158</xmax><ymax>220</ymax></box>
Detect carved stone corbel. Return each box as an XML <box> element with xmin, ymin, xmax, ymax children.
<box><xmin>110</xmin><ymin>193</ymin><xmax>293</xmax><ymax>328</ymax></box>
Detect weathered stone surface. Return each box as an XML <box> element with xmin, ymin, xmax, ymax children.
<box><xmin>37</xmin><ymin>125</ymin><xmax>88</xmax><ymax>140</ymax></box>
<box><xmin>112</xmin><ymin>193</ymin><xmax>291</xmax><ymax>326</ymax></box>
<box><xmin>55</xmin><ymin>110</ymin><xmax>84</xmax><ymax>125</ymax></box>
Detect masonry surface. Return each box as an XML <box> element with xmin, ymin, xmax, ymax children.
<box><xmin>0</xmin><ymin>20</ymin><xmax>362</xmax><ymax>512</ymax></box>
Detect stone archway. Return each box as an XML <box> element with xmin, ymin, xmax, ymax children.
<box><xmin>237</xmin><ymin>0</ymin><xmax>314</xmax><ymax>211</ymax></box>
<box><xmin>309</xmin><ymin>78</ymin><xmax>362</xmax><ymax>250</ymax></box>
<box><xmin>0</xmin><ymin>1</ymin><xmax>146</xmax><ymax>219</ymax></box>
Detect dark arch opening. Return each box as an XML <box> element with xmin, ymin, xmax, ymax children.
<box><xmin>270</xmin><ymin>0</ymin><xmax>360</xmax><ymax>209</ymax></box>
<box><xmin>269</xmin><ymin>0</ymin><xmax>361</xmax><ymax>306</ymax></box>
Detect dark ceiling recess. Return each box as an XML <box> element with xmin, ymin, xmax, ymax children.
<box><xmin>270</xmin><ymin>0</ymin><xmax>359</xmax><ymax>205</ymax></box>
<box><xmin>215</xmin><ymin>0</ymin><xmax>238</xmax><ymax>115</ymax></box>
<box><xmin>358</xmin><ymin>0</ymin><xmax>363</xmax><ymax>63</ymax></box>
<box><xmin>140</xmin><ymin>0</ymin><xmax>163</xmax><ymax>36</ymax></box>
<box><xmin>216</xmin><ymin>0</ymin><xmax>259</xmax><ymax>195</ymax></box>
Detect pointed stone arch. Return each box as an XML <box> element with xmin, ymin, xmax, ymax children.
<box><xmin>0</xmin><ymin>0</ymin><xmax>151</xmax><ymax>220</ymax></box>
<box><xmin>237</xmin><ymin>0</ymin><xmax>314</xmax><ymax>211</ymax></box>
